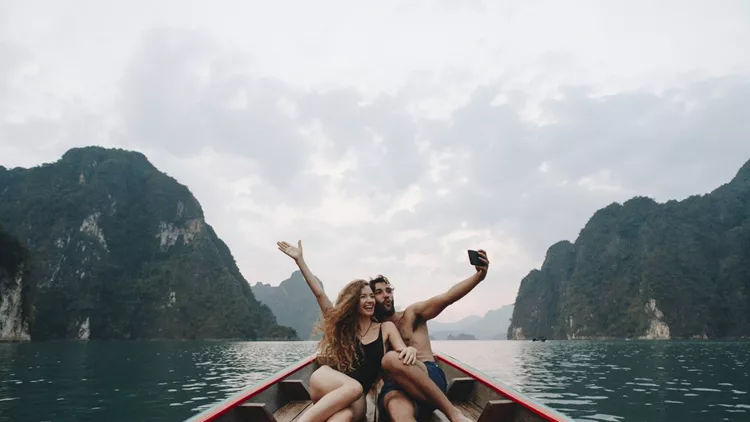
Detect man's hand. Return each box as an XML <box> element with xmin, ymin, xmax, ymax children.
<box><xmin>474</xmin><ymin>249</ymin><xmax>489</xmax><ymax>280</ymax></box>
<box><xmin>407</xmin><ymin>249</ymin><xmax>490</xmax><ymax>321</ymax></box>
<box><xmin>277</xmin><ymin>240</ymin><xmax>303</xmax><ymax>261</ymax></box>
<box><xmin>398</xmin><ymin>346</ymin><xmax>418</xmax><ymax>365</ymax></box>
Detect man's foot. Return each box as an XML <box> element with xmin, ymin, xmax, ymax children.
<box><xmin>446</xmin><ymin>406</ymin><xmax>472</xmax><ymax>422</ymax></box>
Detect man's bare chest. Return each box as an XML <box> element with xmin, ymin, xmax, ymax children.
<box><xmin>395</xmin><ymin>316</ymin><xmax>424</xmax><ymax>345</ymax></box>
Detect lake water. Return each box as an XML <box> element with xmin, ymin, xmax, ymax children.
<box><xmin>1</xmin><ymin>340</ymin><xmax>748</xmax><ymax>421</ymax></box>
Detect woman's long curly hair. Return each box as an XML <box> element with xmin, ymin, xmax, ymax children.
<box><xmin>314</xmin><ymin>279</ymin><xmax>371</xmax><ymax>373</ymax></box>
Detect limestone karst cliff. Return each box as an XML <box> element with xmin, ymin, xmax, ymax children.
<box><xmin>0</xmin><ymin>147</ymin><xmax>296</xmax><ymax>340</ymax></box>
<box><xmin>509</xmin><ymin>158</ymin><xmax>750</xmax><ymax>340</ymax></box>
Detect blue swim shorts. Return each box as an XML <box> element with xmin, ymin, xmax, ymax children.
<box><xmin>377</xmin><ymin>360</ymin><xmax>448</xmax><ymax>422</ymax></box>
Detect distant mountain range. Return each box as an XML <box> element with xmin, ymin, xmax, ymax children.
<box><xmin>428</xmin><ymin>304</ymin><xmax>514</xmax><ymax>340</ymax></box>
<box><xmin>251</xmin><ymin>271</ymin><xmax>325</xmax><ymax>340</ymax></box>
<box><xmin>251</xmin><ymin>270</ymin><xmax>514</xmax><ymax>341</ymax></box>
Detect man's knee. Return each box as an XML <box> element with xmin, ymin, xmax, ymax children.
<box><xmin>382</xmin><ymin>351</ymin><xmax>404</xmax><ymax>373</ymax></box>
<box><xmin>384</xmin><ymin>391</ymin><xmax>416</xmax><ymax>421</ymax></box>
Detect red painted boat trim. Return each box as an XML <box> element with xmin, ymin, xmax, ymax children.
<box><xmin>434</xmin><ymin>352</ymin><xmax>575</xmax><ymax>422</ymax></box>
<box><xmin>185</xmin><ymin>354</ymin><xmax>317</xmax><ymax>422</ymax></box>
<box><xmin>186</xmin><ymin>351</ymin><xmax>574</xmax><ymax>422</ymax></box>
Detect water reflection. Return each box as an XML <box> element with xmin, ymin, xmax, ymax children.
<box><xmin>0</xmin><ymin>341</ymin><xmax>316</xmax><ymax>422</ymax></box>
<box><xmin>1</xmin><ymin>340</ymin><xmax>749</xmax><ymax>422</ymax></box>
<box><xmin>435</xmin><ymin>340</ymin><xmax>750</xmax><ymax>421</ymax></box>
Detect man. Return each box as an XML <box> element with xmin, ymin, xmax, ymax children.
<box><xmin>372</xmin><ymin>249</ymin><xmax>489</xmax><ymax>422</ymax></box>
<box><xmin>277</xmin><ymin>239</ymin><xmax>486</xmax><ymax>421</ymax></box>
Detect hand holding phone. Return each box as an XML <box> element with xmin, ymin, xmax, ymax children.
<box><xmin>468</xmin><ymin>249</ymin><xmax>488</xmax><ymax>268</ymax></box>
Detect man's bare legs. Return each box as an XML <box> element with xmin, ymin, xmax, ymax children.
<box><xmin>381</xmin><ymin>352</ymin><xmax>470</xmax><ymax>422</ymax></box>
<box><xmin>383</xmin><ymin>390</ymin><xmax>417</xmax><ymax>422</ymax></box>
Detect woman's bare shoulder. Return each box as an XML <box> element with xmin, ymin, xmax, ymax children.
<box><xmin>380</xmin><ymin>321</ymin><xmax>397</xmax><ymax>331</ymax></box>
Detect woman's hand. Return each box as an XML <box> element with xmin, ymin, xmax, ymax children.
<box><xmin>277</xmin><ymin>240</ymin><xmax>303</xmax><ymax>261</ymax></box>
<box><xmin>398</xmin><ymin>346</ymin><xmax>418</xmax><ymax>365</ymax></box>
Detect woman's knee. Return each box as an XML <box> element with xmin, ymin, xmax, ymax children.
<box><xmin>343</xmin><ymin>381</ymin><xmax>364</xmax><ymax>401</ymax></box>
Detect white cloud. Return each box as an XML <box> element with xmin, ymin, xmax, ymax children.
<box><xmin>577</xmin><ymin>170</ymin><xmax>625</xmax><ymax>193</ymax></box>
<box><xmin>2</xmin><ymin>0</ymin><xmax>750</xmax><ymax>322</ymax></box>
<box><xmin>392</xmin><ymin>229</ymin><xmax>428</xmax><ymax>245</ymax></box>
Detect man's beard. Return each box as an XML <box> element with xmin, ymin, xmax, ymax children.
<box><xmin>374</xmin><ymin>301</ymin><xmax>395</xmax><ymax>319</ymax></box>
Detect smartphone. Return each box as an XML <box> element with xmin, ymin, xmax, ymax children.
<box><xmin>468</xmin><ymin>250</ymin><xmax>486</xmax><ymax>267</ymax></box>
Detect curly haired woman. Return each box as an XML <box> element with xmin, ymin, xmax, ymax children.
<box><xmin>278</xmin><ymin>240</ymin><xmax>418</xmax><ymax>422</ymax></box>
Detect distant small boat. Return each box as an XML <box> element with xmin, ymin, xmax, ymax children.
<box><xmin>185</xmin><ymin>351</ymin><xmax>574</xmax><ymax>422</ymax></box>
<box><xmin>532</xmin><ymin>337</ymin><xmax>547</xmax><ymax>342</ymax></box>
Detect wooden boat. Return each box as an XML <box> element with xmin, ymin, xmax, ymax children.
<box><xmin>185</xmin><ymin>351</ymin><xmax>575</xmax><ymax>422</ymax></box>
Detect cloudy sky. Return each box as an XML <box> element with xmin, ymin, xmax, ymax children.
<box><xmin>2</xmin><ymin>0</ymin><xmax>750</xmax><ymax>322</ymax></box>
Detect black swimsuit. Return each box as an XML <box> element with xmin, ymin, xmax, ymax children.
<box><xmin>346</xmin><ymin>324</ymin><xmax>385</xmax><ymax>392</ymax></box>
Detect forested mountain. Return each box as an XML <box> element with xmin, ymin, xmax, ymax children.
<box><xmin>509</xmin><ymin>158</ymin><xmax>750</xmax><ymax>340</ymax></box>
<box><xmin>0</xmin><ymin>147</ymin><xmax>296</xmax><ymax>341</ymax></box>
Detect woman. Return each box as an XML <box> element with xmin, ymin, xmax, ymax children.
<box><xmin>278</xmin><ymin>240</ymin><xmax>418</xmax><ymax>422</ymax></box>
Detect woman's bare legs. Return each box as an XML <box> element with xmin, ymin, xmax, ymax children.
<box><xmin>300</xmin><ymin>366</ymin><xmax>363</xmax><ymax>422</ymax></box>
<box><xmin>326</xmin><ymin>394</ymin><xmax>366</xmax><ymax>422</ymax></box>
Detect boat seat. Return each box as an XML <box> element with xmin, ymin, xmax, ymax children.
<box><xmin>475</xmin><ymin>399</ymin><xmax>516</xmax><ymax>422</ymax></box>
<box><xmin>274</xmin><ymin>400</ymin><xmax>312</xmax><ymax>422</ymax></box>
<box><xmin>233</xmin><ymin>400</ymin><xmax>314</xmax><ymax>422</ymax></box>
<box><xmin>278</xmin><ymin>379</ymin><xmax>311</xmax><ymax>401</ymax></box>
<box><xmin>429</xmin><ymin>394</ymin><xmax>517</xmax><ymax>422</ymax></box>
<box><xmin>445</xmin><ymin>377</ymin><xmax>477</xmax><ymax>401</ymax></box>
<box><xmin>234</xmin><ymin>403</ymin><xmax>277</xmax><ymax>422</ymax></box>
<box><xmin>429</xmin><ymin>401</ymin><xmax>482</xmax><ymax>422</ymax></box>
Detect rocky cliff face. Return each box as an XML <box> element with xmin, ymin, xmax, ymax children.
<box><xmin>0</xmin><ymin>225</ymin><xmax>31</xmax><ymax>341</ymax></box>
<box><xmin>508</xmin><ymin>158</ymin><xmax>750</xmax><ymax>340</ymax></box>
<box><xmin>0</xmin><ymin>147</ymin><xmax>296</xmax><ymax>341</ymax></box>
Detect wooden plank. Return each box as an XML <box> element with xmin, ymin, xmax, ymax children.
<box><xmin>437</xmin><ymin>360</ymin><xmax>506</xmax><ymax>409</ymax></box>
<box><xmin>273</xmin><ymin>401</ymin><xmax>311</xmax><ymax>422</ymax></box>
<box><xmin>445</xmin><ymin>377</ymin><xmax>477</xmax><ymax>402</ymax></box>
<box><xmin>515</xmin><ymin>407</ymin><xmax>552</xmax><ymax>422</ymax></box>
<box><xmin>233</xmin><ymin>403</ymin><xmax>277</xmax><ymax>422</ymax></box>
<box><xmin>476</xmin><ymin>399</ymin><xmax>516</xmax><ymax>422</ymax></box>
<box><xmin>428</xmin><ymin>401</ymin><xmax>481</xmax><ymax>422</ymax></box>
<box><xmin>244</xmin><ymin>364</ymin><xmax>318</xmax><ymax>414</ymax></box>
<box><xmin>278</xmin><ymin>380</ymin><xmax>311</xmax><ymax>401</ymax></box>
<box><xmin>187</xmin><ymin>354</ymin><xmax>318</xmax><ymax>422</ymax></box>
<box><xmin>283</xmin><ymin>361</ymin><xmax>318</xmax><ymax>391</ymax></box>
<box><xmin>467</xmin><ymin>381</ymin><xmax>504</xmax><ymax>410</ymax></box>
<box><xmin>434</xmin><ymin>354</ymin><xmax>575</xmax><ymax>422</ymax></box>
<box><xmin>242</xmin><ymin>382</ymin><xmax>286</xmax><ymax>413</ymax></box>
<box><xmin>455</xmin><ymin>401</ymin><xmax>482</xmax><ymax>420</ymax></box>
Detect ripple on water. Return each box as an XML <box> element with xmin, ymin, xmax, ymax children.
<box><xmin>4</xmin><ymin>340</ymin><xmax>750</xmax><ymax>422</ymax></box>
<box><xmin>582</xmin><ymin>414</ymin><xmax>625</xmax><ymax>421</ymax></box>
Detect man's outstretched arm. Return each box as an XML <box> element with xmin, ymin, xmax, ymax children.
<box><xmin>408</xmin><ymin>249</ymin><xmax>489</xmax><ymax>321</ymax></box>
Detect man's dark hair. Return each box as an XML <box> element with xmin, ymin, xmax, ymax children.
<box><xmin>369</xmin><ymin>275</ymin><xmax>390</xmax><ymax>292</ymax></box>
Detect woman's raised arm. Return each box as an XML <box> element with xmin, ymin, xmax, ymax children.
<box><xmin>277</xmin><ymin>240</ymin><xmax>333</xmax><ymax>313</ymax></box>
